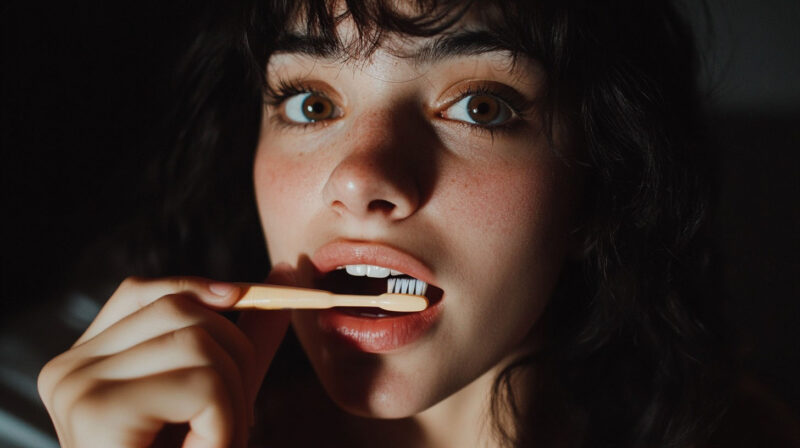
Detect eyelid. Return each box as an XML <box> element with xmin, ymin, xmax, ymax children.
<box><xmin>445</xmin><ymin>81</ymin><xmax>529</xmax><ymax>109</ymax></box>
<box><xmin>435</xmin><ymin>81</ymin><xmax>531</xmax><ymax>126</ymax></box>
<box><xmin>265</xmin><ymin>78</ymin><xmax>344</xmax><ymax>108</ymax></box>
<box><xmin>265</xmin><ymin>78</ymin><xmax>345</xmax><ymax>127</ymax></box>
<box><xmin>442</xmin><ymin>94</ymin><xmax>515</xmax><ymax>124</ymax></box>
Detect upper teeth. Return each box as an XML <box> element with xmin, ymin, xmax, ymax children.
<box><xmin>339</xmin><ymin>264</ymin><xmax>428</xmax><ymax>295</ymax></box>
<box><xmin>341</xmin><ymin>264</ymin><xmax>403</xmax><ymax>278</ymax></box>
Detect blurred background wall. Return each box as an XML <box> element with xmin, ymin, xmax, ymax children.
<box><xmin>2</xmin><ymin>0</ymin><xmax>799</xmax><ymax>446</ymax></box>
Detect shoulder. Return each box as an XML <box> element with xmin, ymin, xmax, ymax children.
<box><xmin>707</xmin><ymin>376</ymin><xmax>800</xmax><ymax>448</ymax></box>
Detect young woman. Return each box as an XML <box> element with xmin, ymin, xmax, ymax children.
<box><xmin>38</xmin><ymin>0</ymin><xmax>757</xmax><ymax>446</ymax></box>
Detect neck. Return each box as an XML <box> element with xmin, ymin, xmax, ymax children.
<box><xmin>412</xmin><ymin>351</ymin><xmax>535</xmax><ymax>448</ymax></box>
<box><xmin>331</xmin><ymin>353</ymin><xmax>534</xmax><ymax>447</ymax></box>
<box><xmin>341</xmin><ymin>362</ymin><xmax>514</xmax><ymax>447</ymax></box>
<box><xmin>414</xmin><ymin>367</ymin><xmax>499</xmax><ymax>447</ymax></box>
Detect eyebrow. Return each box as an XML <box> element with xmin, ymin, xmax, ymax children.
<box><xmin>271</xmin><ymin>29</ymin><xmax>514</xmax><ymax>64</ymax></box>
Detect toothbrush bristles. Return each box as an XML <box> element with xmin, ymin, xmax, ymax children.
<box><xmin>386</xmin><ymin>277</ymin><xmax>428</xmax><ymax>296</ymax></box>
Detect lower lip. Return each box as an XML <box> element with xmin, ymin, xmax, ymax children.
<box><xmin>316</xmin><ymin>300</ymin><xmax>443</xmax><ymax>353</ymax></box>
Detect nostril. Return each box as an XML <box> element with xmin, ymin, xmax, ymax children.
<box><xmin>367</xmin><ymin>199</ymin><xmax>396</xmax><ymax>215</ymax></box>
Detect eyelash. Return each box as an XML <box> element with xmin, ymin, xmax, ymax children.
<box><xmin>445</xmin><ymin>84</ymin><xmax>532</xmax><ymax>137</ymax></box>
<box><xmin>264</xmin><ymin>79</ymin><xmax>328</xmax><ymax>130</ymax></box>
<box><xmin>264</xmin><ymin>78</ymin><xmax>533</xmax><ymax>136</ymax></box>
<box><xmin>264</xmin><ymin>79</ymin><xmax>313</xmax><ymax>106</ymax></box>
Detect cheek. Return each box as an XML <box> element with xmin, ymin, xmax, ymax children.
<box><xmin>441</xmin><ymin>160</ymin><xmax>569</xmax><ymax>261</ymax></box>
<box><xmin>438</xmin><ymin>160</ymin><xmax>574</xmax><ymax>347</ymax></box>
<box><xmin>253</xmin><ymin>143</ymin><xmax>320</xmax><ymax>257</ymax></box>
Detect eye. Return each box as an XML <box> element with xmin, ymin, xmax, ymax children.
<box><xmin>443</xmin><ymin>94</ymin><xmax>514</xmax><ymax>126</ymax></box>
<box><xmin>283</xmin><ymin>92</ymin><xmax>340</xmax><ymax>123</ymax></box>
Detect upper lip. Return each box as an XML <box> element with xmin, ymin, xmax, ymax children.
<box><xmin>311</xmin><ymin>239</ymin><xmax>438</xmax><ymax>287</ymax></box>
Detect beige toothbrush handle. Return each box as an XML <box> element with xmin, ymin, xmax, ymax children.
<box><xmin>233</xmin><ymin>284</ymin><xmax>428</xmax><ymax>312</ymax></box>
<box><xmin>328</xmin><ymin>293</ymin><xmax>428</xmax><ymax>312</ymax></box>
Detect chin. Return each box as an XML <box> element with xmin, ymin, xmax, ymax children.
<box><xmin>332</xmin><ymin>393</ymin><xmax>418</xmax><ymax>419</ymax></box>
<box><xmin>292</xmin><ymin>324</ymin><xmax>439</xmax><ymax>419</ymax></box>
<box><xmin>310</xmin><ymin>352</ymin><xmax>437</xmax><ymax>419</ymax></box>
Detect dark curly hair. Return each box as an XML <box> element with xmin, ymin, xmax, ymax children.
<box><xmin>134</xmin><ymin>0</ymin><xmax>731</xmax><ymax>446</ymax></box>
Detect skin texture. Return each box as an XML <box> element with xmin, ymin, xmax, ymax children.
<box><xmin>254</xmin><ymin>16</ymin><xmax>583</xmax><ymax>444</ymax></box>
<box><xmin>37</xmin><ymin>11</ymin><xmax>583</xmax><ymax>448</ymax></box>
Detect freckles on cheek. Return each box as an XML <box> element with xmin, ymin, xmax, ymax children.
<box><xmin>253</xmin><ymin>148</ymin><xmax>323</xmax><ymax>257</ymax></box>
<box><xmin>255</xmin><ymin>151</ymin><xmax>316</xmax><ymax>211</ymax></box>
<box><xmin>443</xmin><ymin>166</ymin><xmax>546</xmax><ymax>238</ymax></box>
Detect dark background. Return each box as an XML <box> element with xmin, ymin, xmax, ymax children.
<box><xmin>2</xmin><ymin>0</ymin><xmax>799</xmax><ymax>445</ymax></box>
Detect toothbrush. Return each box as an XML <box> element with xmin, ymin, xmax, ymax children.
<box><xmin>232</xmin><ymin>284</ymin><xmax>428</xmax><ymax>312</ymax></box>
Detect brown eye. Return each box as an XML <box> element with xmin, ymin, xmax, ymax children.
<box><xmin>284</xmin><ymin>92</ymin><xmax>339</xmax><ymax>123</ymax></box>
<box><xmin>466</xmin><ymin>95</ymin><xmax>500</xmax><ymax>124</ymax></box>
<box><xmin>302</xmin><ymin>94</ymin><xmax>334</xmax><ymax>121</ymax></box>
<box><xmin>444</xmin><ymin>93</ymin><xmax>513</xmax><ymax>126</ymax></box>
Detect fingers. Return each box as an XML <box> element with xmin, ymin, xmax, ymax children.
<box><xmin>45</xmin><ymin>294</ymin><xmax>257</xmax><ymax>404</ymax></box>
<box><xmin>38</xmin><ymin>272</ymin><xmax>296</xmax><ymax>448</ymax></box>
<box><xmin>42</xmin><ymin>321</ymin><xmax>251</xmax><ymax>448</ymax></box>
<box><xmin>39</xmin><ymin>282</ymin><xmax>256</xmax><ymax>448</ymax></box>
<box><xmin>79</xmin><ymin>325</ymin><xmax>248</xmax><ymax>417</ymax></box>
<box><xmin>71</xmin><ymin>326</ymin><xmax>249</xmax><ymax>447</ymax></box>
<box><xmin>76</xmin><ymin>276</ymin><xmax>242</xmax><ymax>346</ymax></box>
<box><xmin>59</xmin><ymin>367</ymin><xmax>237</xmax><ymax>448</ymax></box>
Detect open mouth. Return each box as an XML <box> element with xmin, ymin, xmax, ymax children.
<box><xmin>316</xmin><ymin>265</ymin><xmax>444</xmax><ymax>318</ymax></box>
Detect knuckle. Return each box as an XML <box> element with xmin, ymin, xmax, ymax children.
<box><xmin>38</xmin><ymin>357</ymin><xmax>63</xmax><ymax>401</ymax></box>
<box><xmin>39</xmin><ymin>352</ymin><xmax>88</xmax><ymax>408</ymax></box>
<box><xmin>118</xmin><ymin>275</ymin><xmax>146</xmax><ymax>291</ymax></box>
<box><xmin>169</xmin><ymin>276</ymin><xmax>192</xmax><ymax>294</ymax></box>
<box><xmin>166</xmin><ymin>275</ymin><xmax>204</xmax><ymax>295</ymax></box>
<box><xmin>50</xmin><ymin>373</ymin><xmax>88</xmax><ymax>421</ymax></box>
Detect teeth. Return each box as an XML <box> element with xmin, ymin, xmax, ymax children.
<box><xmin>366</xmin><ymin>265</ymin><xmax>390</xmax><ymax>278</ymax></box>
<box><xmin>340</xmin><ymin>264</ymin><xmax>429</xmax><ymax>297</ymax></box>
<box><xmin>342</xmin><ymin>264</ymin><xmax>406</xmax><ymax>278</ymax></box>
<box><xmin>345</xmin><ymin>264</ymin><xmax>367</xmax><ymax>276</ymax></box>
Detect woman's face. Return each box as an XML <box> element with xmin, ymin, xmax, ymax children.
<box><xmin>253</xmin><ymin>13</ymin><xmax>582</xmax><ymax>418</ymax></box>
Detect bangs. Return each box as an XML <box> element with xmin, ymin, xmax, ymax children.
<box><xmin>252</xmin><ymin>0</ymin><xmax>569</xmax><ymax>153</ymax></box>
<box><xmin>257</xmin><ymin>0</ymin><xmax>552</xmax><ymax>63</ymax></box>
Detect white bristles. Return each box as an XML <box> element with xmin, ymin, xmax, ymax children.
<box><xmin>386</xmin><ymin>277</ymin><xmax>428</xmax><ymax>296</ymax></box>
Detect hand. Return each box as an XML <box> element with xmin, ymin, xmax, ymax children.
<box><xmin>38</xmin><ymin>272</ymin><xmax>292</xmax><ymax>448</ymax></box>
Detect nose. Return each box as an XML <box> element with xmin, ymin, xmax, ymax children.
<box><xmin>322</xmin><ymin>125</ymin><xmax>421</xmax><ymax>221</ymax></box>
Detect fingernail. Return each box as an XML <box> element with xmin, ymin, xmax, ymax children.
<box><xmin>208</xmin><ymin>282</ymin><xmax>237</xmax><ymax>297</ymax></box>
